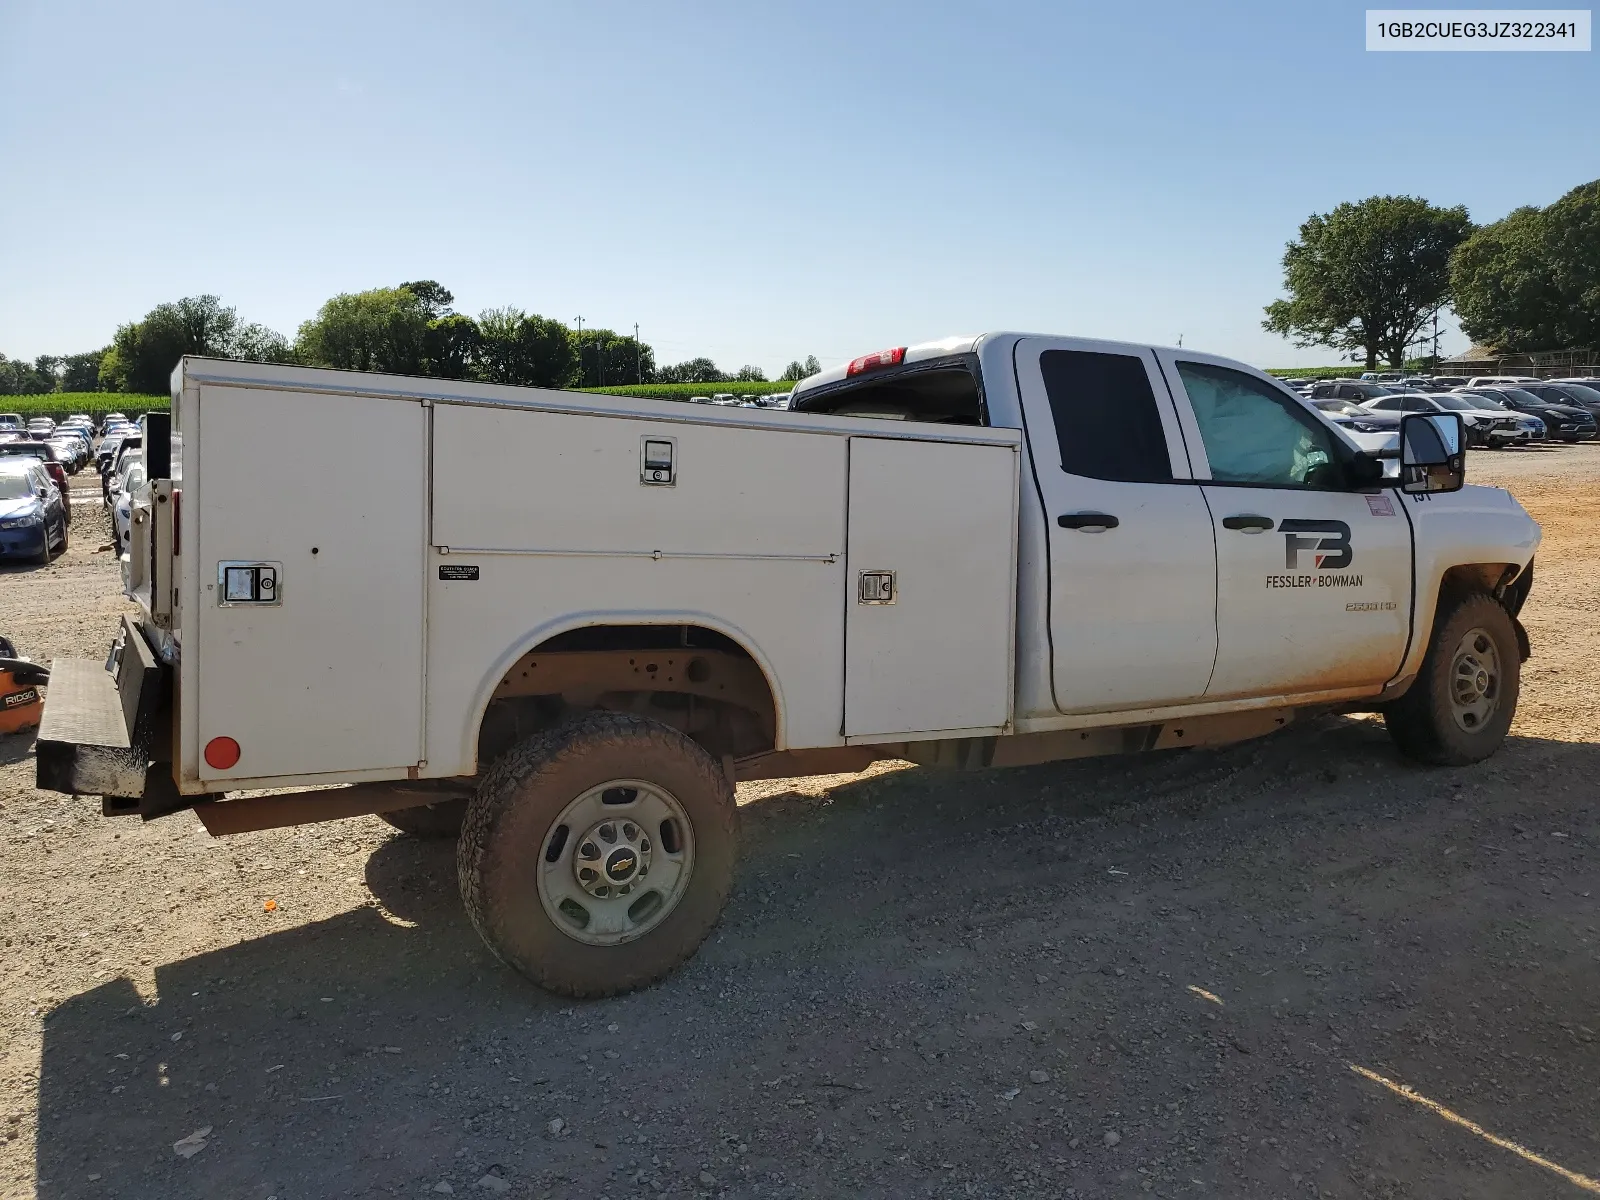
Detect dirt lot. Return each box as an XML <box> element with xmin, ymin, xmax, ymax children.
<box><xmin>3</xmin><ymin>451</ymin><xmax>1599</xmax><ymax>1200</ymax></box>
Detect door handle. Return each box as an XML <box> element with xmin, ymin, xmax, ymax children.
<box><xmin>1222</xmin><ymin>514</ymin><xmax>1275</xmax><ymax>533</ymax></box>
<box><xmin>1057</xmin><ymin>512</ymin><xmax>1119</xmax><ymax>531</ymax></box>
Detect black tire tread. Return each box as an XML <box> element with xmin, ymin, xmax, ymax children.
<box><xmin>458</xmin><ymin>711</ymin><xmax>736</xmax><ymax>999</ymax></box>
<box><xmin>1385</xmin><ymin>590</ymin><xmax>1519</xmax><ymax>766</ymax></box>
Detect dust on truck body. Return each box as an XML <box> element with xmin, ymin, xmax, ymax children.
<box><xmin>36</xmin><ymin>336</ymin><xmax>1541</xmax><ymax>997</ymax></box>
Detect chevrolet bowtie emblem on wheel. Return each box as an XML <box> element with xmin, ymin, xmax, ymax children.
<box><xmin>1279</xmin><ymin>519</ymin><xmax>1353</xmax><ymax>569</ymax></box>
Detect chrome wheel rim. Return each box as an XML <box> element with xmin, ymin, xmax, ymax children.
<box><xmin>1449</xmin><ymin>627</ymin><xmax>1501</xmax><ymax>733</ymax></box>
<box><xmin>535</xmin><ymin>779</ymin><xmax>695</xmax><ymax>947</ymax></box>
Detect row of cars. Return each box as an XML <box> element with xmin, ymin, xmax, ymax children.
<box><xmin>687</xmin><ymin>392</ymin><xmax>792</xmax><ymax>408</ymax></box>
<box><xmin>0</xmin><ymin>410</ymin><xmax>146</xmax><ymax>564</ymax></box>
<box><xmin>1276</xmin><ymin>375</ymin><xmax>1600</xmax><ymax>451</ymax></box>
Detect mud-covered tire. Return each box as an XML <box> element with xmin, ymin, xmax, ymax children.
<box><xmin>458</xmin><ymin>712</ymin><xmax>737</xmax><ymax>998</ymax></box>
<box><xmin>1384</xmin><ymin>591</ymin><xmax>1520</xmax><ymax>766</ymax></box>
<box><xmin>380</xmin><ymin>799</ymin><xmax>468</xmax><ymax>838</ymax></box>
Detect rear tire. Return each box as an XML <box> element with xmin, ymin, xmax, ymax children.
<box><xmin>380</xmin><ymin>799</ymin><xmax>467</xmax><ymax>838</ymax></box>
<box><xmin>458</xmin><ymin>712</ymin><xmax>737</xmax><ymax>998</ymax></box>
<box><xmin>1384</xmin><ymin>591</ymin><xmax>1520</xmax><ymax>766</ymax></box>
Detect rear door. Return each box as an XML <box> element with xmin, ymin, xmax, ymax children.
<box><xmin>1157</xmin><ymin>353</ymin><xmax>1412</xmax><ymax>699</ymax></box>
<box><xmin>843</xmin><ymin>436</ymin><xmax>1016</xmax><ymax>738</ymax></box>
<box><xmin>194</xmin><ymin>387</ymin><xmax>427</xmax><ymax>780</ymax></box>
<box><xmin>1014</xmin><ymin>338</ymin><xmax>1218</xmax><ymax>713</ymax></box>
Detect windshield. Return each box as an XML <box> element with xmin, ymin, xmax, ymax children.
<box><xmin>0</xmin><ymin>472</ymin><xmax>36</xmax><ymax>500</ymax></box>
<box><xmin>1432</xmin><ymin>395</ymin><xmax>1478</xmax><ymax>411</ymax></box>
<box><xmin>1457</xmin><ymin>394</ymin><xmax>1506</xmax><ymax>409</ymax></box>
<box><xmin>1499</xmin><ymin>388</ymin><xmax>1547</xmax><ymax>405</ymax></box>
<box><xmin>1557</xmin><ymin>383</ymin><xmax>1600</xmax><ymax>404</ymax></box>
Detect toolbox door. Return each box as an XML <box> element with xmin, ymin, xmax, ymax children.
<box><xmin>193</xmin><ymin>387</ymin><xmax>426</xmax><ymax>781</ymax></box>
<box><xmin>843</xmin><ymin>436</ymin><xmax>1017</xmax><ymax>739</ymax></box>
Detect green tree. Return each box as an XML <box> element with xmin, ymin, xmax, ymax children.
<box><xmin>778</xmin><ymin>355</ymin><xmax>821</xmax><ymax>381</ymax></box>
<box><xmin>572</xmin><ymin>329</ymin><xmax>656</xmax><ymax>387</ymax></box>
<box><xmin>295</xmin><ymin>287</ymin><xmax>429</xmax><ymax>374</ymax></box>
<box><xmin>735</xmin><ymin>364</ymin><xmax>767</xmax><ymax>382</ymax></box>
<box><xmin>657</xmin><ymin>357</ymin><xmax>725</xmax><ymax>384</ymax></box>
<box><xmin>60</xmin><ymin>350</ymin><xmax>107</xmax><ymax>391</ymax></box>
<box><xmin>476</xmin><ymin>308</ymin><xmax>579</xmax><ymax>388</ymax></box>
<box><xmin>1451</xmin><ymin>179</ymin><xmax>1600</xmax><ymax>352</ymax></box>
<box><xmin>230</xmin><ymin>323</ymin><xmax>295</xmax><ymax>364</ymax></box>
<box><xmin>102</xmin><ymin>295</ymin><xmax>245</xmax><ymax>393</ymax></box>
<box><xmin>0</xmin><ymin>354</ymin><xmax>55</xmax><ymax>394</ymax></box>
<box><xmin>1263</xmin><ymin>195</ymin><xmax>1473</xmax><ymax>369</ymax></box>
<box><xmin>400</xmin><ymin>280</ymin><xmax>455</xmax><ymax>320</ymax></box>
<box><xmin>424</xmin><ymin>314</ymin><xmax>482</xmax><ymax>379</ymax></box>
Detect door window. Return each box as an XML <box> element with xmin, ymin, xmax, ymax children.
<box><xmin>1039</xmin><ymin>349</ymin><xmax>1172</xmax><ymax>483</ymax></box>
<box><xmin>1176</xmin><ymin>361</ymin><xmax>1344</xmax><ymax>489</ymax></box>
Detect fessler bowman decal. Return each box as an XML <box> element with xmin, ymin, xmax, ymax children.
<box><xmin>1279</xmin><ymin>519</ymin><xmax>1353</xmax><ymax>570</ymax></box>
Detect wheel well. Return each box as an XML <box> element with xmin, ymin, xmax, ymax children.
<box><xmin>1439</xmin><ymin>563</ymin><xmax>1519</xmax><ymax>604</ymax></box>
<box><xmin>477</xmin><ymin>625</ymin><xmax>778</xmax><ymax>769</ymax></box>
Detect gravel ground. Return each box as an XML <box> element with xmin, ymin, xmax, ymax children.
<box><xmin>3</xmin><ymin>449</ymin><xmax>1599</xmax><ymax>1200</ymax></box>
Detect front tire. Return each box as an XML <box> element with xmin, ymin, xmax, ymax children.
<box><xmin>459</xmin><ymin>712</ymin><xmax>737</xmax><ymax>998</ymax></box>
<box><xmin>1384</xmin><ymin>591</ymin><xmax>1520</xmax><ymax>765</ymax></box>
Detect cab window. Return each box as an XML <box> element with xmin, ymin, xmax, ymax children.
<box><xmin>1040</xmin><ymin>350</ymin><xmax>1173</xmax><ymax>482</ymax></box>
<box><xmin>1176</xmin><ymin>361</ymin><xmax>1344</xmax><ymax>489</ymax></box>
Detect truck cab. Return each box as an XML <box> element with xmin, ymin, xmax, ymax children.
<box><xmin>35</xmin><ymin>337</ymin><xmax>1539</xmax><ymax>998</ymax></box>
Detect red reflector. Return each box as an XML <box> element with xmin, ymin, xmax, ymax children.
<box><xmin>846</xmin><ymin>346</ymin><xmax>907</xmax><ymax>377</ymax></box>
<box><xmin>205</xmin><ymin>736</ymin><xmax>241</xmax><ymax>770</ymax></box>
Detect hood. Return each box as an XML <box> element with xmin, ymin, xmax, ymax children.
<box><xmin>0</xmin><ymin>495</ymin><xmax>42</xmax><ymax>520</ymax></box>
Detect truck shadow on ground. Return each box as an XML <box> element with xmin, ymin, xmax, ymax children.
<box><xmin>33</xmin><ymin>715</ymin><xmax>1600</xmax><ymax>1199</ymax></box>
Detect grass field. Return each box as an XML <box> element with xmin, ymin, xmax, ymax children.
<box><xmin>0</xmin><ymin>393</ymin><xmax>168</xmax><ymax>421</ymax></box>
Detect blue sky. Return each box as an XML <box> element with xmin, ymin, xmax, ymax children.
<box><xmin>1</xmin><ymin>0</ymin><xmax>1594</xmax><ymax>373</ymax></box>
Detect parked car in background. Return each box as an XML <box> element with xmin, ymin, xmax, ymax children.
<box><xmin>1430</xmin><ymin>376</ymin><xmax>1469</xmax><ymax>388</ymax></box>
<box><xmin>0</xmin><ymin>414</ymin><xmax>22</xmax><ymax>432</ymax></box>
<box><xmin>1311</xmin><ymin>380</ymin><xmax>1396</xmax><ymax>403</ymax></box>
<box><xmin>1305</xmin><ymin>397</ymin><xmax>1400</xmax><ymax>458</ymax></box>
<box><xmin>1521</xmin><ymin>382</ymin><xmax>1600</xmax><ymax>417</ymax></box>
<box><xmin>112</xmin><ymin>460</ymin><xmax>145</xmax><ymax>552</ymax></box>
<box><xmin>0</xmin><ymin>459</ymin><xmax>69</xmax><ymax>563</ymax></box>
<box><xmin>1361</xmin><ymin>392</ymin><xmax>1521</xmax><ymax>447</ymax></box>
<box><xmin>1462</xmin><ymin>388</ymin><xmax>1597</xmax><ymax>442</ymax></box>
<box><xmin>95</xmin><ymin>429</ymin><xmax>137</xmax><ymax>475</ymax></box>
<box><xmin>0</xmin><ymin>440</ymin><xmax>71</xmax><ymax>514</ymax></box>
<box><xmin>98</xmin><ymin>413</ymin><xmax>128</xmax><ymax>435</ymax></box>
<box><xmin>1448</xmin><ymin>392</ymin><xmax>1545</xmax><ymax>443</ymax></box>
<box><xmin>1467</xmin><ymin>376</ymin><xmax>1540</xmax><ymax>388</ymax></box>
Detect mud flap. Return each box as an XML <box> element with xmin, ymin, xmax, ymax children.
<box><xmin>1513</xmin><ymin>616</ymin><xmax>1531</xmax><ymax>663</ymax></box>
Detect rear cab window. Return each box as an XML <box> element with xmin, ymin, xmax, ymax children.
<box><xmin>788</xmin><ymin>356</ymin><xmax>985</xmax><ymax>425</ymax></box>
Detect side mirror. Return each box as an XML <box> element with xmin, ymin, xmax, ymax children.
<box><xmin>1400</xmin><ymin>412</ymin><xmax>1465</xmax><ymax>494</ymax></box>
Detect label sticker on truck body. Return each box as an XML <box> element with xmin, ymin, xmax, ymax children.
<box><xmin>439</xmin><ymin>564</ymin><xmax>480</xmax><ymax>581</ymax></box>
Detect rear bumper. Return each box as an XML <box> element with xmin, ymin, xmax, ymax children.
<box><xmin>35</xmin><ymin>616</ymin><xmax>190</xmax><ymax>817</ymax></box>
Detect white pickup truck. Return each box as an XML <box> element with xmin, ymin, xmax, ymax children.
<box><xmin>37</xmin><ymin>335</ymin><xmax>1539</xmax><ymax>997</ymax></box>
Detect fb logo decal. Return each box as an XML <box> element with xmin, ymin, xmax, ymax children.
<box><xmin>1280</xmin><ymin>519</ymin><xmax>1352</xmax><ymax>569</ymax></box>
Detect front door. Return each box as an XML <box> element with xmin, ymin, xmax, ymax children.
<box><xmin>1157</xmin><ymin>352</ymin><xmax>1413</xmax><ymax>699</ymax></box>
<box><xmin>1014</xmin><ymin>338</ymin><xmax>1218</xmax><ymax>713</ymax></box>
